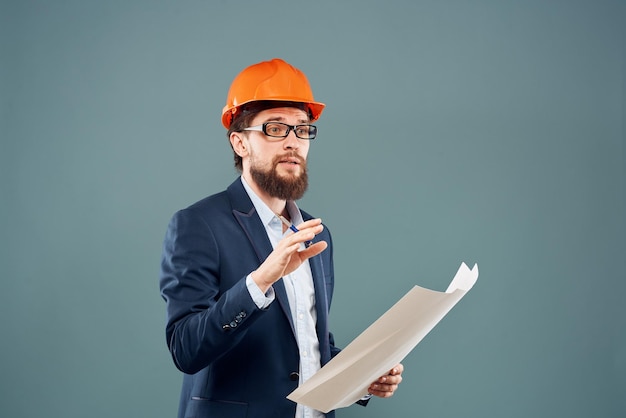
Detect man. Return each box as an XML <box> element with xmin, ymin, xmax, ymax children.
<box><xmin>160</xmin><ymin>58</ymin><xmax>403</xmax><ymax>418</ymax></box>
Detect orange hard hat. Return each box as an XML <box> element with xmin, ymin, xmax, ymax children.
<box><xmin>221</xmin><ymin>58</ymin><xmax>325</xmax><ymax>129</ymax></box>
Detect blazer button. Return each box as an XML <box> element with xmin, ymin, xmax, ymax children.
<box><xmin>289</xmin><ymin>372</ymin><xmax>299</xmax><ymax>381</ymax></box>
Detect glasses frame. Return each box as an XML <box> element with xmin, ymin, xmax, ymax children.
<box><xmin>243</xmin><ymin>122</ymin><xmax>317</xmax><ymax>141</ymax></box>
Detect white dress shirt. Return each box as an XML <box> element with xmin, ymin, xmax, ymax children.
<box><xmin>241</xmin><ymin>177</ymin><xmax>324</xmax><ymax>418</ymax></box>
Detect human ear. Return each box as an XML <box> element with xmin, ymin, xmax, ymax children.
<box><xmin>230</xmin><ymin>132</ymin><xmax>248</xmax><ymax>157</ymax></box>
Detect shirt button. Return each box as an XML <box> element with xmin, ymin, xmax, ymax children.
<box><xmin>302</xmin><ymin>351</ymin><xmax>308</xmax><ymax>357</ymax></box>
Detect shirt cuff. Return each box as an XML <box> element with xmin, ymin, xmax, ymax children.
<box><xmin>246</xmin><ymin>274</ymin><xmax>275</xmax><ymax>309</ymax></box>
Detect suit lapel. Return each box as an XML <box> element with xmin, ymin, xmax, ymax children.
<box><xmin>227</xmin><ymin>178</ymin><xmax>296</xmax><ymax>337</ymax></box>
<box><xmin>309</xmin><ymin>250</ymin><xmax>331</xmax><ymax>364</ymax></box>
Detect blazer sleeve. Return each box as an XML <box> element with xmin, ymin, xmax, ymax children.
<box><xmin>159</xmin><ymin>207</ymin><xmax>265</xmax><ymax>374</ymax></box>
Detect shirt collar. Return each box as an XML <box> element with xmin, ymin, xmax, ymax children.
<box><xmin>240</xmin><ymin>176</ymin><xmax>304</xmax><ymax>227</ymax></box>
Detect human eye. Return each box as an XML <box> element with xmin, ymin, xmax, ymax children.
<box><xmin>265</xmin><ymin>123</ymin><xmax>286</xmax><ymax>136</ymax></box>
<box><xmin>295</xmin><ymin>125</ymin><xmax>311</xmax><ymax>138</ymax></box>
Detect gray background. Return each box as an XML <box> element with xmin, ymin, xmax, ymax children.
<box><xmin>2</xmin><ymin>1</ymin><xmax>625</xmax><ymax>417</ymax></box>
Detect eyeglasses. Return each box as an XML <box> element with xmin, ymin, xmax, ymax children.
<box><xmin>243</xmin><ymin>122</ymin><xmax>317</xmax><ymax>140</ymax></box>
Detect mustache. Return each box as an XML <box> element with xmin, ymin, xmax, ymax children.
<box><xmin>273</xmin><ymin>152</ymin><xmax>305</xmax><ymax>165</ymax></box>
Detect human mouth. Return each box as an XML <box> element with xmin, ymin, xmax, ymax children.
<box><xmin>276</xmin><ymin>155</ymin><xmax>302</xmax><ymax>167</ymax></box>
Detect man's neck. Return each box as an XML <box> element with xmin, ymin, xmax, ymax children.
<box><xmin>242</xmin><ymin>173</ymin><xmax>288</xmax><ymax>217</ymax></box>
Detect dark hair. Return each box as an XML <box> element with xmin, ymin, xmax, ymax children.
<box><xmin>226</xmin><ymin>101</ymin><xmax>311</xmax><ymax>172</ymax></box>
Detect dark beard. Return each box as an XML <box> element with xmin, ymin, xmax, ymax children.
<box><xmin>249</xmin><ymin>157</ymin><xmax>309</xmax><ymax>201</ymax></box>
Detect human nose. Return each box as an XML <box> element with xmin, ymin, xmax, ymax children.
<box><xmin>282</xmin><ymin>128</ymin><xmax>300</xmax><ymax>149</ymax></box>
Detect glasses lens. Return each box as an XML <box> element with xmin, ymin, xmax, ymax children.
<box><xmin>260</xmin><ymin>122</ymin><xmax>317</xmax><ymax>140</ymax></box>
<box><xmin>295</xmin><ymin>125</ymin><xmax>316</xmax><ymax>139</ymax></box>
<box><xmin>263</xmin><ymin>122</ymin><xmax>290</xmax><ymax>138</ymax></box>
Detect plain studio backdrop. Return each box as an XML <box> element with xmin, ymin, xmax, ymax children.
<box><xmin>1</xmin><ymin>1</ymin><xmax>625</xmax><ymax>417</ymax></box>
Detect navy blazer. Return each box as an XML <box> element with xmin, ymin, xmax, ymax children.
<box><xmin>160</xmin><ymin>178</ymin><xmax>340</xmax><ymax>418</ymax></box>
